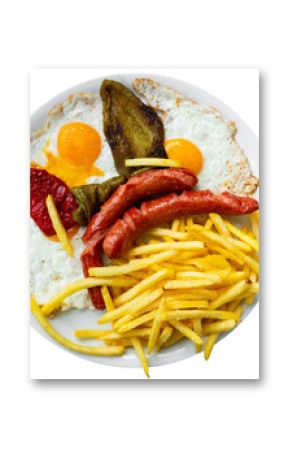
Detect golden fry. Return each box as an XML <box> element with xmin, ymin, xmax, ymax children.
<box><xmin>155</xmin><ymin>326</ymin><xmax>173</xmax><ymax>351</ymax></box>
<box><xmin>131</xmin><ymin>337</ymin><xmax>150</xmax><ymax>378</ymax></box>
<box><xmin>101</xmin><ymin>286</ymin><xmax>115</xmax><ymax>311</ymax></box>
<box><xmin>125</xmin><ymin>158</ymin><xmax>182</xmax><ymax>168</ymax></box>
<box><xmin>45</xmin><ymin>194</ymin><xmax>73</xmax><ymax>257</ymax></box>
<box><xmin>162</xmin><ymin>310</ymin><xmax>239</xmax><ymax>321</ymax></box>
<box><xmin>164</xmin><ymin>279</ymin><xmax>220</xmax><ymax>289</ymax></box>
<box><xmin>89</xmin><ymin>250</ymin><xmax>177</xmax><ymax>276</ymax></box>
<box><xmin>148</xmin><ymin>298</ymin><xmax>165</xmax><ymax>354</ymax></box>
<box><xmin>204</xmin><ymin>333</ymin><xmax>219</xmax><ymax>360</ymax></box>
<box><xmin>147</xmin><ymin>228</ymin><xmax>188</xmax><ymax>241</ymax></box>
<box><xmin>209</xmin><ymin>280</ymin><xmax>248</xmax><ymax>310</ymax></box>
<box><xmin>127</xmin><ymin>241</ymin><xmax>204</xmax><ymax>256</ymax></box>
<box><xmin>117</xmin><ymin>310</ymin><xmax>157</xmax><ymax>333</ymax></box>
<box><xmin>169</xmin><ymin>320</ymin><xmax>203</xmax><ymax>346</ymax></box>
<box><xmin>224</xmin><ymin>220</ymin><xmax>259</xmax><ymax>251</ymax></box>
<box><xmin>209</xmin><ymin>213</ymin><xmax>231</xmax><ymax>236</ymax></box>
<box><xmin>202</xmin><ymin>319</ymin><xmax>236</xmax><ymax>335</ymax></box>
<box><xmin>41</xmin><ymin>277</ymin><xmax>136</xmax><ymax>316</ymax></box>
<box><xmin>31</xmin><ymin>298</ymin><xmax>124</xmax><ymax>356</ymax></box>
<box><xmin>167</xmin><ymin>300</ymin><xmax>209</xmax><ymax>309</ymax></box>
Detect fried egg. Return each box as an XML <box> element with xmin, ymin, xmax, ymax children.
<box><xmin>132</xmin><ymin>78</ymin><xmax>258</xmax><ymax>196</ymax></box>
<box><xmin>30</xmin><ymin>93</ymin><xmax>117</xmax><ymax>185</ymax></box>
<box><xmin>30</xmin><ymin>93</ymin><xmax>118</xmax><ymax>310</ymax></box>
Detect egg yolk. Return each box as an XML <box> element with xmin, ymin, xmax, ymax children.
<box><xmin>57</xmin><ymin>122</ymin><xmax>101</xmax><ymax>166</ymax></box>
<box><xmin>41</xmin><ymin>122</ymin><xmax>104</xmax><ymax>187</ymax></box>
<box><xmin>164</xmin><ymin>138</ymin><xmax>203</xmax><ymax>175</ymax></box>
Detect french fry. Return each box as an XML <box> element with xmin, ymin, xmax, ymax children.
<box><xmin>169</xmin><ymin>320</ymin><xmax>203</xmax><ymax>346</ymax></box>
<box><xmin>167</xmin><ymin>300</ymin><xmax>209</xmax><ymax>309</ymax></box>
<box><xmin>171</xmin><ymin>218</ymin><xmax>180</xmax><ymax>231</ymax></box>
<box><xmin>202</xmin><ymin>319</ymin><xmax>236</xmax><ymax>335</ymax></box>
<box><xmin>193</xmin><ymin>255</ymin><xmax>231</xmax><ymax>270</ymax></box>
<box><xmin>41</xmin><ymin>277</ymin><xmax>136</xmax><ymax>316</ymax></box>
<box><xmin>192</xmin><ymin>318</ymin><xmax>203</xmax><ymax>336</ymax></box>
<box><xmin>114</xmin><ymin>269</ymin><xmax>172</xmax><ymax>306</ymax></box>
<box><xmin>221</xmin><ymin>271</ymin><xmax>247</xmax><ymax>286</ymax></box>
<box><xmin>244</xmin><ymin>294</ymin><xmax>256</xmax><ymax>305</ymax></box>
<box><xmin>209</xmin><ymin>280</ymin><xmax>248</xmax><ymax>310</ymax></box>
<box><xmin>249</xmin><ymin>270</ymin><xmax>257</xmax><ymax>283</ymax></box>
<box><xmin>192</xmin><ymin>318</ymin><xmax>203</xmax><ymax>352</ymax></box>
<box><xmin>103</xmin><ymin>338</ymin><xmax>133</xmax><ymax>347</ymax></box>
<box><xmin>89</xmin><ymin>250</ymin><xmax>178</xmax><ymax>276</ymax></box>
<box><xmin>162</xmin><ymin>310</ymin><xmax>239</xmax><ymax>321</ymax></box>
<box><xmin>209</xmin><ymin>213</ymin><xmax>231</xmax><ymax>236</ymax></box>
<box><xmin>31</xmin><ymin>298</ymin><xmax>124</xmax><ymax>356</ymax></box>
<box><xmin>101</xmin><ymin>286</ymin><xmax>115</xmax><ymax>311</ymax></box>
<box><xmin>45</xmin><ymin>194</ymin><xmax>73</xmax><ymax>256</ymax></box>
<box><xmin>131</xmin><ymin>337</ymin><xmax>150</xmax><ymax>378</ymax></box>
<box><xmin>162</xmin><ymin>330</ymin><xmax>184</xmax><ymax>348</ymax></box>
<box><xmin>233</xmin><ymin>305</ymin><xmax>244</xmax><ymax>317</ymax></box>
<box><xmin>164</xmin><ymin>279</ymin><xmax>220</xmax><ymax>289</ymax></box>
<box><xmin>250</xmin><ymin>212</ymin><xmax>259</xmax><ymax>239</ymax></box>
<box><xmin>155</xmin><ymin>326</ymin><xmax>173</xmax><ymax>351</ymax></box>
<box><xmin>224</xmin><ymin>220</ymin><xmax>259</xmax><ymax>252</ymax></box>
<box><xmin>74</xmin><ymin>329</ymin><xmax>112</xmax><ymax>338</ymax></box>
<box><xmin>164</xmin><ymin>290</ymin><xmax>218</xmax><ymax>301</ymax></box>
<box><xmin>205</xmin><ymin>218</ymin><xmax>213</xmax><ymax>230</ymax></box>
<box><xmin>98</xmin><ymin>288</ymin><xmax>163</xmax><ymax>324</ymax></box>
<box><xmin>125</xmin><ymin>158</ymin><xmax>182</xmax><ymax>168</ymax></box>
<box><xmin>204</xmin><ymin>333</ymin><xmax>219</xmax><ymax>360</ymax></box>
<box><xmin>127</xmin><ymin>241</ymin><xmax>204</xmax><ymax>256</ymax></box>
<box><xmin>227</xmin><ymin>298</ymin><xmax>242</xmax><ymax>312</ymax></box>
<box><xmin>147</xmin><ymin>228</ymin><xmax>188</xmax><ymax>241</ymax></box>
<box><xmin>117</xmin><ymin>310</ymin><xmax>157</xmax><ymax>333</ymax></box>
<box><xmin>148</xmin><ymin>298</ymin><xmax>166</xmax><ymax>354</ymax></box>
<box><xmin>175</xmin><ymin>271</ymin><xmax>222</xmax><ymax>282</ymax></box>
<box><xmin>99</xmin><ymin>328</ymin><xmax>151</xmax><ymax>340</ymax></box>
<box><xmin>203</xmin><ymin>243</ymin><xmax>244</xmax><ymax>266</ymax></box>
<box><xmin>238</xmin><ymin>252</ymin><xmax>259</xmax><ymax>275</ymax></box>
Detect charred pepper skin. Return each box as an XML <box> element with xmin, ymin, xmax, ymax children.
<box><xmin>101</xmin><ymin>80</ymin><xmax>167</xmax><ymax>177</ymax></box>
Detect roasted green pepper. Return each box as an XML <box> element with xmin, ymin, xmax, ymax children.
<box><xmin>71</xmin><ymin>176</ymin><xmax>126</xmax><ymax>226</ymax></box>
<box><xmin>100</xmin><ymin>80</ymin><xmax>166</xmax><ymax>177</ymax></box>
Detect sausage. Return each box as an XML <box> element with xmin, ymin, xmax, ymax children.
<box><xmin>81</xmin><ymin>168</ymin><xmax>197</xmax><ymax>308</ymax></box>
<box><xmin>82</xmin><ymin>168</ymin><xmax>197</xmax><ymax>245</ymax></box>
<box><xmin>103</xmin><ymin>190</ymin><xmax>259</xmax><ymax>258</ymax></box>
<box><xmin>81</xmin><ymin>242</ymin><xmax>105</xmax><ymax>309</ymax></box>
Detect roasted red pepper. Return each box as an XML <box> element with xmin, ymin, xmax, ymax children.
<box><xmin>30</xmin><ymin>168</ymin><xmax>78</xmax><ymax>235</ymax></box>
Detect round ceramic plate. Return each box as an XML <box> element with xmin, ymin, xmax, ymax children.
<box><xmin>30</xmin><ymin>73</ymin><xmax>259</xmax><ymax>368</ymax></box>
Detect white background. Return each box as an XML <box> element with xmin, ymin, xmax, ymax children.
<box><xmin>1</xmin><ymin>0</ymin><xmax>288</xmax><ymax>448</ymax></box>
<box><xmin>30</xmin><ymin>67</ymin><xmax>259</xmax><ymax>380</ymax></box>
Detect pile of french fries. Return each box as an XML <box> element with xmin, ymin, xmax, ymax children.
<box><xmin>31</xmin><ymin>211</ymin><xmax>259</xmax><ymax>378</ymax></box>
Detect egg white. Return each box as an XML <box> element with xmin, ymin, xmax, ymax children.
<box><xmin>132</xmin><ymin>78</ymin><xmax>258</xmax><ymax>196</ymax></box>
<box><xmin>30</xmin><ymin>93</ymin><xmax>118</xmax><ymax>310</ymax></box>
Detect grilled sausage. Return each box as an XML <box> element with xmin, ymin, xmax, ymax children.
<box><xmin>103</xmin><ymin>190</ymin><xmax>259</xmax><ymax>258</ymax></box>
<box><xmin>81</xmin><ymin>242</ymin><xmax>104</xmax><ymax>309</ymax></box>
<box><xmin>83</xmin><ymin>168</ymin><xmax>197</xmax><ymax>245</ymax></box>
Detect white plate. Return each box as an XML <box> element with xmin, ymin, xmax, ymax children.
<box><xmin>30</xmin><ymin>73</ymin><xmax>259</xmax><ymax>368</ymax></box>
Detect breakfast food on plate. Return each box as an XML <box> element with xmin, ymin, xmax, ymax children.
<box><xmin>30</xmin><ymin>76</ymin><xmax>259</xmax><ymax>377</ymax></box>
<box><xmin>100</xmin><ymin>80</ymin><xmax>166</xmax><ymax>177</ymax></box>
